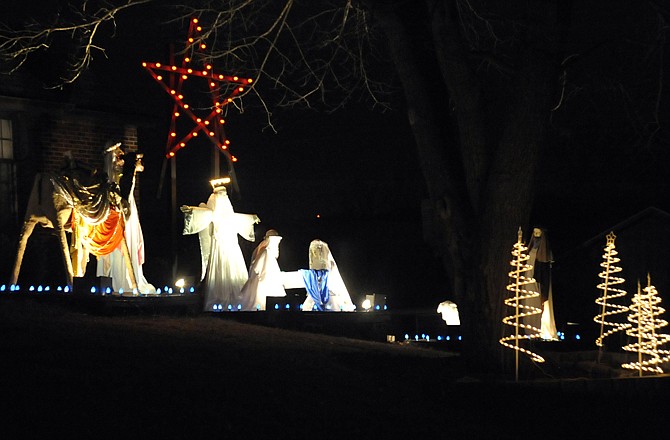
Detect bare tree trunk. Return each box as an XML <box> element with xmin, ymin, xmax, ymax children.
<box><xmin>374</xmin><ymin>1</ymin><xmax>558</xmax><ymax>373</ymax></box>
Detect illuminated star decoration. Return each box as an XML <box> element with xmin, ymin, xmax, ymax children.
<box><xmin>142</xmin><ymin>17</ymin><xmax>253</xmax><ymax>162</ymax></box>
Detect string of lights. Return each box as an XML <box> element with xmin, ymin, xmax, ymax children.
<box><xmin>142</xmin><ymin>18</ymin><xmax>253</xmax><ymax>161</ymax></box>
<box><xmin>499</xmin><ymin>228</ymin><xmax>545</xmax><ymax>378</ymax></box>
<box><xmin>594</xmin><ymin>232</ymin><xmax>631</xmax><ymax>348</ymax></box>
<box><xmin>621</xmin><ymin>276</ymin><xmax>670</xmax><ymax>375</ymax></box>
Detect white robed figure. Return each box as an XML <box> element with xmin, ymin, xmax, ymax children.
<box><xmin>181</xmin><ymin>178</ymin><xmax>259</xmax><ymax>312</ymax></box>
<box><xmin>301</xmin><ymin>239</ymin><xmax>356</xmax><ymax>312</ymax></box>
<box><xmin>96</xmin><ymin>144</ymin><xmax>156</xmax><ymax>294</ymax></box>
<box><xmin>239</xmin><ymin>229</ymin><xmax>286</xmax><ymax>311</ymax></box>
<box><xmin>524</xmin><ymin>227</ymin><xmax>558</xmax><ymax>340</ymax></box>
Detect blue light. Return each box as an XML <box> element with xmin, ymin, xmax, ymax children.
<box><xmin>37</xmin><ymin>285</ymin><xmax>43</xmax><ymax>292</ymax></box>
<box><xmin>0</xmin><ymin>285</ymin><xmax>5</xmax><ymax>292</ymax></box>
<box><xmin>45</xmin><ymin>286</ymin><xmax>50</xmax><ymax>292</ymax></box>
<box><xmin>415</xmin><ymin>335</ymin><xmax>419</xmax><ymax>341</ymax></box>
<box><xmin>15</xmin><ymin>284</ymin><xmax>20</xmax><ymax>291</ymax></box>
<box><xmin>180</xmin><ymin>287</ymin><xmax>185</xmax><ymax>294</ymax></box>
<box><xmin>446</xmin><ymin>336</ymin><xmax>451</xmax><ymax>341</ymax></box>
<box><xmin>9</xmin><ymin>284</ymin><xmax>15</xmax><ymax>292</ymax></box>
<box><xmin>421</xmin><ymin>333</ymin><xmax>426</xmax><ymax>339</ymax></box>
<box><xmin>63</xmin><ymin>286</ymin><xmax>69</xmax><ymax>293</ymax></box>
<box><xmin>189</xmin><ymin>287</ymin><xmax>195</xmax><ymax>293</ymax></box>
<box><xmin>437</xmin><ymin>336</ymin><xmax>442</xmax><ymax>341</ymax></box>
<box><xmin>256</xmin><ymin>304</ymin><xmax>261</xmax><ymax>311</ymax></box>
<box><xmin>426</xmin><ymin>335</ymin><xmax>431</xmax><ymax>341</ymax></box>
<box><xmin>212</xmin><ymin>304</ymin><xmax>218</xmax><ymax>311</ymax></box>
<box><xmin>458</xmin><ymin>335</ymin><xmax>462</xmax><ymax>341</ymax></box>
<box><xmin>106</xmin><ymin>287</ymin><xmax>112</xmax><ymax>294</ymax></box>
<box><xmin>227</xmin><ymin>304</ymin><xmax>232</xmax><ymax>310</ymax></box>
<box><xmin>29</xmin><ymin>286</ymin><xmax>35</xmax><ymax>291</ymax></box>
<box><xmin>274</xmin><ymin>303</ymin><xmax>279</xmax><ymax>309</ymax></box>
<box><xmin>57</xmin><ymin>286</ymin><xmax>63</xmax><ymax>291</ymax></box>
<box><xmin>168</xmin><ymin>288</ymin><xmax>173</xmax><ymax>294</ymax></box>
<box><xmin>90</xmin><ymin>286</ymin><xmax>97</xmax><ymax>294</ymax></box>
<box><xmin>285</xmin><ymin>304</ymin><xmax>290</xmax><ymax>310</ymax></box>
<box><xmin>375</xmin><ymin>305</ymin><xmax>380</xmax><ymax>310</ymax></box>
<box><xmin>237</xmin><ymin>304</ymin><xmax>242</xmax><ymax>310</ymax></box>
<box><xmin>119</xmin><ymin>288</ymin><xmax>124</xmax><ymax>295</ymax></box>
<box><xmin>575</xmin><ymin>334</ymin><xmax>581</xmax><ymax>340</ymax></box>
<box><xmin>383</xmin><ymin>305</ymin><xmax>388</xmax><ymax>310</ymax></box>
<box><xmin>299</xmin><ymin>304</ymin><xmax>303</xmax><ymax>310</ymax></box>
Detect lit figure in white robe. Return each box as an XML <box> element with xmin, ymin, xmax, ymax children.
<box><xmin>301</xmin><ymin>239</ymin><xmax>356</xmax><ymax>312</ymax></box>
<box><xmin>240</xmin><ymin>229</ymin><xmax>286</xmax><ymax>311</ymax></box>
<box><xmin>96</xmin><ymin>145</ymin><xmax>156</xmax><ymax>294</ymax></box>
<box><xmin>524</xmin><ymin>227</ymin><xmax>558</xmax><ymax>340</ymax></box>
<box><xmin>181</xmin><ymin>178</ymin><xmax>259</xmax><ymax>312</ymax></box>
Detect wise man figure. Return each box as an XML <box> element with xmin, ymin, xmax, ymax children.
<box><xmin>239</xmin><ymin>229</ymin><xmax>287</xmax><ymax>311</ymax></box>
<box><xmin>181</xmin><ymin>178</ymin><xmax>260</xmax><ymax>311</ymax></box>
<box><xmin>524</xmin><ymin>227</ymin><xmax>558</xmax><ymax>340</ymax></box>
<box><xmin>96</xmin><ymin>143</ymin><xmax>155</xmax><ymax>294</ymax></box>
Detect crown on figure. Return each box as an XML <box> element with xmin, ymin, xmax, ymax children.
<box><xmin>209</xmin><ymin>177</ymin><xmax>231</xmax><ymax>192</ymax></box>
<box><xmin>606</xmin><ymin>231</ymin><xmax>616</xmax><ymax>247</ymax></box>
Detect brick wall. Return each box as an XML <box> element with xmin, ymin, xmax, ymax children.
<box><xmin>37</xmin><ymin>116</ymin><xmax>138</xmax><ymax>173</ymax></box>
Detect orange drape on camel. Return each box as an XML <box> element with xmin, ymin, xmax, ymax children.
<box><xmin>87</xmin><ymin>208</ymin><xmax>126</xmax><ymax>256</ymax></box>
<box><xmin>72</xmin><ymin>208</ymin><xmax>126</xmax><ymax>270</ymax></box>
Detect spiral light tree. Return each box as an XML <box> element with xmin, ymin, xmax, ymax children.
<box><xmin>500</xmin><ymin>228</ymin><xmax>545</xmax><ymax>381</ymax></box>
<box><xmin>594</xmin><ymin>232</ymin><xmax>631</xmax><ymax>360</ymax></box>
<box><xmin>621</xmin><ymin>276</ymin><xmax>670</xmax><ymax>376</ymax></box>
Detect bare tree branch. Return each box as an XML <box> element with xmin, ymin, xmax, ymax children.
<box><xmin>0</xmin><ymin>0</ymin><xmax>151</xmax><ymax>85</ymax></box>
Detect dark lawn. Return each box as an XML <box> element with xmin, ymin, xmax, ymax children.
<box><xmin>1</xmin><ymin>296</ymin><xmax>669</xmax><ymax>439</ymax></box>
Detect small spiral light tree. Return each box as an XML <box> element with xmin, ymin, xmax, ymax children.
<box><xmin>594</xmin><ymin>232</ymin><xmax>631</xmax><ymax>354</ymax></box>
<box><xmin>621</xmin><ymin>276</ymin><xmax>670</xmax><ymax>376</ymax></box>
<box><xmin>500</xmin><ymin>228</ymin><xmax>545</xmax><ymax>381</ymax></box>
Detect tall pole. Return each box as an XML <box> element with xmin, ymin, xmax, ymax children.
<box><xmin>597</xmin><ymin>249</ymin><xmax>611</xmax><ymax>363</ymax></box>
<box><xmin>171</xmin><ymin>156</ymin><xmax>177</xmax><ymax>281</ymax></box>
<box><xmin>514</xmin><ymin>229</ymin><xmax>521</xmax><ymax>382</ymax></box>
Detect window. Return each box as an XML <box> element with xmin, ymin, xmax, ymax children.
<box><xmin>0</xmin><ymin>118</ymin><xmax>12</xmax><ymax>159</ymax></box>
<box><xmin>0</xmin><ymin>118</ymin><xmax>17</xmax><ymax>230</ymax></box>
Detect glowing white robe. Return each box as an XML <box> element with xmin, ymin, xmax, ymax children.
<box><xmin>239</xmin><ymin>235</ymin><xmax>286</xmax><ymax>311</ymax></box>
<box><xmin>183</xmin><ymin>189</ymin><xmax>258</xmax><ymax>311</ymax></box>
<box><xmin>96</xmin><ymin>188</ymin><xmax>155</xmax><ymax>294</ymax></box>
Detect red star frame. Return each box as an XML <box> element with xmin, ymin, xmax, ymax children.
<box><xmin>142</xmin><ymin>18</ymin><xmax>253</xmax><ymax>162</ymax></box>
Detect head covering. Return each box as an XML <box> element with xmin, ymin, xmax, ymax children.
<box><xmin>210</xmin><ymin>177</ymin><xmax>230</xmax><ymax>193</ymax></box>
